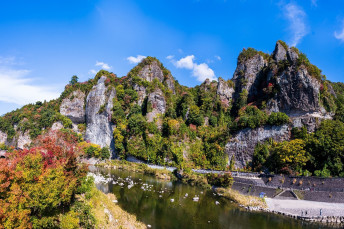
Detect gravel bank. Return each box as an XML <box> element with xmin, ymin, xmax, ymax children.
<box><xmin>265</xmin><ymin>198</ymin><xmax>344</xmax><ymax>217</ymax></box>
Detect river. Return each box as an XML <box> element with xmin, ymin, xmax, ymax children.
<box><xmin>91</xmin><ymin>166</ymin><xmax>333</xmax><ymax>229</ymax></box>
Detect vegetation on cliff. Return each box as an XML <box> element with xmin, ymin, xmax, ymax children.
<box><xmin>252</xmin><ymin>120</ymin><xmax>344</xmax><ymax>177</ymax></box>
<box><xmin>1</xmin><ymin>41</ymin><xmax>344</xmax><ymax>178</ymax></box>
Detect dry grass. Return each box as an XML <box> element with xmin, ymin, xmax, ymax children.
<box><xmin>216</xmin><ymin>188</ymin><xmax>267</xmax><ymax>209</ymax></box>
<box><xmin>85</xmin><ymin>186</ymin><xmax>147</xmax><ymax>229</ymax></box>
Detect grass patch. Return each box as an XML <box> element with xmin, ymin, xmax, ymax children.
<box><xmin>293</xmin><ymin>190</ymin><xmax>305</xmax><ymax>200</ymax></box>
<box><xmin>81</xmin><ymin>185</ymin><xmax>147</xmax><ymax>229</ymax></box>
<box><xmin>274</xmin><ymin>188</ymin><xmax>283</xmax><ymax>197</ymax></box>
<box><xmin>216</xmin><ymin>188</ymin><xmax>267</xmax><ymax>209</ymax></box>
<box><xmin>176</xmin><ymin>170</ymin><xmax>210</xmax><ymax>188</ymax></box>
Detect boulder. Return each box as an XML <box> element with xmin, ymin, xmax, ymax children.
<box><xmin>225</xmin><ymin>125</ymin><xmax>291</xmax><ymax>169</ymax></box>
<box><xmin>60</xmin><ymin>90</ymin><xmax>86</xmax><ymax>124</ymax></box>
<box><xmin>85</xmin><ymin>76</ymin><xmax>116</xmax><ymax>157</ymax></box>
<box><xmin>146</xmin><ymin>88</ymin><xmax>166</xmax><ymax>122</ymax></box>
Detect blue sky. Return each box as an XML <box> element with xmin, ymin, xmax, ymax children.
<box><xmin>1</xmin><ymin>0</ymin><xmax>344</xmax><ymax>115</ymax></box>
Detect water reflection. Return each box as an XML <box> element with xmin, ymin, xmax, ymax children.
<box><xmin>91</xmin><ymin>166</ymin><xmax>332</xmax><ymax>229</ymax></box>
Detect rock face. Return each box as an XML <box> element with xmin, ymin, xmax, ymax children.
<box><xmin>60</xmin><ymin>90</ymin><xmax>86</xmax><ymax>124</ymax></box>
<box><xmin>133</xmin><ymin>59</ymin><xmax>175</xmax><ymax>106</ymax></box>
<box><xmin>217</xmin><ymin>78</ymin><xmax>234</xmax><ymax>107</ymax></box>
<box><xmin>225</xmin><ymin>41</ymin><xmax>332</xmax><ymax>168</ymax></box>
<box><xmin>146</xmin><ymin>89</ymin><xmax>166</xmax><ymax>122</ymax></box>
<box><xmin>269</xmin><ymin>41</ymin><xmax>323</xmax><ymax>114</ymax></box>
<box><xmin>51</xmin><ymin>121</ymin><xmax>64</xmax><ymax>131</ymax></box>
<box><xmin>17</xmin><ymin>131</ymin><xmax>31</xmax><ymax>149</ymax></box>
<box><xmin>133</xmin><ymin>84</ymin><xmax>147</xmax><ymax>106</ymax></box>
<box><xmin>225</xmin><ymin>125</ymin><xmax>291</xmax><ymax>168</ymax></box>
<box><xmin>164</xmin><ymin>76</ymin><xmax>175</xmax><ymax>93</ymax></box>
<box><xmin>85</xmin><ymin>76</ymin><xmax>116</xmax><ymax>157</ymax></box>
<box><xmin>0</xmin><ymin>131</ymin><xmax>7</xmax><ymax>144</ymax></box>
<box><xmin>232</xmin><ymin>54</ymin><xmax>267</xmax><ymax>100</ymax></box>
<box><xmin>273</xmin><ymin>68</ymin><xmax>322</xmax><ymax>114</ymax></box>
<box><xmin>272</xmin><ymin>41</ymin><xmax>287</xmax><ymax>62</ymax></box>
<box><xmin>138</xmin><ymin>61</ymin><xmax>164</xmax><ymax>83</ymax></box>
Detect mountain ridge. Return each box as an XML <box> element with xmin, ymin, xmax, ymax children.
<box><xmin>1</xmin><ymin>40</ymin><xmax>344</xmax><ymax>176</ymax></box>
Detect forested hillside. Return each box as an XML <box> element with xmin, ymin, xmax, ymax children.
<box><xmin>1</xmin><ymin>41</ymin><xmax>344</xmax><ymax>177</ymax></box>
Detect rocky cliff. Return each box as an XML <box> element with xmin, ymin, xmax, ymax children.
<box><xmin>146</xmin><ymin>88</ymin><xmax>166</xmax><ymax>122</ymax></box>
<box><xmin>0</xmin><ymin>42</ymin><xmax>340</xmax><ymax>171</ymax></box>
<box><xmin>226</xmin><ymin>125</ymin><xmax>291</xmax><ymax>168</ymax></box>
<box><xmin>85</xmin><ymin>76</ymin><xmax>116</xmax><ymax>157</ymax></box>
<box><xmin>224</xmin><ymin>41</ymin><xmax>333</xmax><ymax>168</ymax></box>
<box><xmin>217</xmin><ymin>77</ymin><xmax>234</xmax><ymax>107</ymax></box>
<box><xmin>60</xmin><ymin>90</ymin><xmax>86</xmax><ymax>124</ymax></box>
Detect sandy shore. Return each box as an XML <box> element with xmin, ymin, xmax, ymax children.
<box><xmin>265</xmin><ymin>198</ymin><xmax>344</xmax><ymax>217</ymax></box>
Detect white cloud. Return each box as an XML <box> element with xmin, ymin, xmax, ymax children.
<box><xmin>215</xmin><ymin>55</ymin><xmax>221</xmax><ymax>61</ymax></box>
<box><xmin>89</xmin><ymin>69</ymin><xmax>97</xmax><ymax>75</ymax></box>
<box><xmin>95</xmin><ymin>61</ymin><xmax>111</xmax><ymax>70</ymax></box>
<box><xmin>127</xmin><ymin>55</ymin><xmax>146</xmax><ymax>64</ymax></box>
<box><xmin>172</xmin><ymin>55</ymin><xmax>217</xmax><ymax>82</ymax></box>
<box><xmin>166</xmin><ymin>55</ymin><xmax>174</xmax><ymax>60</ymax></box>
<box><xmin>175</xmin><ymin>55</ymin><xmax>195</xmax><ymax>69</ymax></box>
<box><xmin>284</xmin><ymin>3</ymin><xmax>308</xmax><ymax>46</ymax></box>
<box><xmin>0</xmin><ymin>67</ymin><xmax>60</xmax><ymax>105</ymax></box>
<box><xmin>334</xmin><ymin>21</ymin><xmax>344</xmax><ymax>42</ymax></box>
<box><xmin>193</xmin><ymin>63</ymin><xmax>216</xmax><ymax>82</ymax></box>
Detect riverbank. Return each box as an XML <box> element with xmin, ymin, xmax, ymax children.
<box><xmin>215</xmin><ymin>187</ymin><xmax>267</xmax><ymax>209</ymax></box>
<box><xmin>97</xmin><ymin>159</ymin><xmax>176</xmax><ymax>181</ymax></box>
<box><xmin>93</xmin><ymin>159</ymin><xmax>344</xmax><ymax>226</ymax></box>
<box><xmin>85</xmin><ymin>178</ymin><xmax>147</xmax><ymax>228</ymax></box>
<box><xmin>265</xmin><ymin>198</ymin><xmax>344</xmax><ymax>225</ymax></box>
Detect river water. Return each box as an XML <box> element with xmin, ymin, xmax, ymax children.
<box><xmin>91</xmin><ymin>167</ymin><xmax>332</xmax><ymax>229</ymax></box>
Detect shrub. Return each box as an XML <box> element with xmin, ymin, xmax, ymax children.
<box><xmin>0</xmin><ymin>130</ymin><xmax>88</xmax><ymax>228</ymax></box>
<box><xmin>238</xmin><ymin>48</ymin><xmax>270</xmax><ymax>63</ymax></box>
<box><xmin>100</xmin><ymin>147</ymin><xmax>110</xmax><ymax>159</ymax></box>
<box><xmin>267</xmin><ymin>112</ymin><xmax>290</xmax><ymax>126</ymax></box>
<box><xmin>236</xmin><ymin>106</ymin><xmax>268</xmax><ymax>129</ymax></box>
<box><xmin>128</xmin><ymin>113</ymin><xmax>146</xmax><ymax>135</ymax></box>
<box><xmin>297</xmin><ymin>53</ymin><xmax>323</xmax><ymax>81</ymax></box>
<box><xmin>187</xmin><ymin>105</ymin><xmax>204</xmax><ymax>126</ymax></box>
<box><xmin>206</xmin><ymin>173</ymin><xmax>233</xmax><ymax>187</ymax></box>
<box><xmin>209</xmin><ymin>115</ymin><xmax>218</xmax><ymax>127</ymax></box>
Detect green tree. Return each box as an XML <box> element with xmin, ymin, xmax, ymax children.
<box><xmin>270</xmin><ymin>139</ymin><xmax>309</xmax><ymax>174</ymax></box>
<box><xmin>70</xmin><ymin>75</ymin><xmax>78</xmax><ymax>85</ymax></box>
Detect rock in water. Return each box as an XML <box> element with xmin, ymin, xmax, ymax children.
<box><xmin>85</xmin><ymin>76</ymin><xmax>116</xmax><ymax>157</ymax></box>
